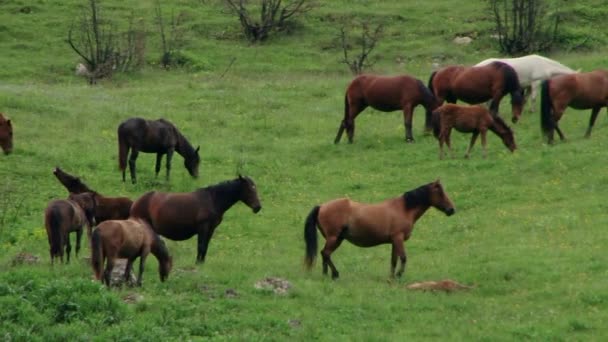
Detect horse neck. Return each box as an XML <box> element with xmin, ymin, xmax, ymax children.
<box><xmin>175</xmin><ymin>132</ymin><xmax>195</xmax><ymax>159</ymax></box>
<box><xmin>204</xmin><ymin>180</ymin><xmax>242</xmax><ymax>215</ymax></box>
<box><xmin>489</xmin><ymin>119</ymin><xmax>510</xmax><ymax>140</ymax></box>
<box><xmin>150</xmin><ymin>233</ymin><xmax>169</xmax><ymax>262</ymax></box>
<box><xmin>402</xmin><ymin>186</ymin><xmax>432</xmax><ymax>222</ymax></box>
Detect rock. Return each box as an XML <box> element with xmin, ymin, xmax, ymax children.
<box><xmin>224</xmin><ymin>288</ymin><xmax>239</xmax><ymax>298</ymax></box>
<box><xmin>453</xmin><ymin>36</ymin><xmax>473</xmax><ymax>45</ymax></box>
<box><xmin>109</xmin><ymin>259</ymin><xmax>137</xmax><ymax>287</ymax></box>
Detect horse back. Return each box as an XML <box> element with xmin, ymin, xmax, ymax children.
<box><xmin>118</xmin><ymin>117</ymin><xmax>178</xmax><ymax>152</ymax></box>
<box><xmin>551</xmin><ymin>71</ymin><xmax>608</xmax><ymax>108</ymax></box>
<box><xmin>348</xmin><ymin>74</ymin><xmax>422</xmax><ymax>111</ymax></box>
<box><xmin>96</xmin><ymin>195</ymin><xmax>133</xmax><ymax>222</ymax></box>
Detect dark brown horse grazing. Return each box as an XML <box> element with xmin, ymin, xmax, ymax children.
<box><xmin>0</xmin><ymin>113</ymin><xmax>13</xmax><ymax>155</ymax></box>
<box><xmin>130</xmin><ymin>175</ymin><xmax>262</xmax><ymax>264</ymax></box>
<box><xmin>44</xmin><ymin>198</ymin><xmax>93</xmax><ymax>264</ymax></box>
<box><xmin>428</xmin><ymin>61</ymin><xmax>524</xmax><ymax>125</ymax></box>
<box><xmin>53</xmin><ymin>167</ymin><xmax>133</xmax><ymax>223</ymax></box>
<box><xmin>304</xmin><ymin>180</ymin><xmax>455</xmax><ymax>279</ymax></box>
<box><xmin>540</xmin><ymin>70</ymin><xmax>608</xmax><ymax>144</ymax></box>
<box><xmin>91</xmin><ymin>218</ymin><xmax>172</xmax><ymax>286</ymax></box>
<box><xmin>118</xmin><ymin>117</ymin><xmax>201</xmax><ymax>184</ymax></box>
<box><xmin>334</xmin><ymin>74</ymin><xmax>439</xmax><ymax>143</ymax></box>
<box><xmin>432</xmin><ymin>103</ymin><xmax>516</xmax><ymax>159</ymax></box>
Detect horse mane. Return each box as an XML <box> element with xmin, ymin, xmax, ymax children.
<box><xmin>201</xmin><ymin>178</ymin><xmax>243</xmax><ymax>212</ymax></box>
<box><xmin>175</xmin><ymin>129</ymin><xmax>197</xmax><ymax>159</ymax></box>
<box><xmin>489</xmin><ymin>114</ymin><xmax>513</xmax><ymax>135</ymax></box>
<box><xmin>403</xmin><ymin>183</ymin><xmax>431</xmax><ymax>209</ymax></box>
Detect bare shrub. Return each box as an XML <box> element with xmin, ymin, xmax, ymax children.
<box><xmin>154</xmin><ymin>0</ymin><xmax>187</xmax><ymax>69</ymax></box>
<box><xmin>339</xmin><ymin>19</ymin><xmax>383</xmax><ymax>74</ymax></box>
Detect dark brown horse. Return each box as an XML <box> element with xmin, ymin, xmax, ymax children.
<box><xmin>432</xmin><ymin>103</ymin><xmax>516</xmax><ymax>159</ymax></box>
<box><xmin>0</xmin><ymin>113</ymin><xmax>13</xmax><ymax>155</ymax></box>
<box><xmin>44</xmin><ymin>198</ymin><xmax>93</xmax><ymax>264</ymax></box>
<box><xmin>118</xmin><ymin>117</ymin><xmax>201</xmax><ymax>184</ymax></box>
<box><xmin>304</xmin><ymin>180</ymin><xmax>455</xmax><ymax>279</ymax></box>
<box><xmin>540</xmin><ymin>70</ymin><xmax>608</xmax><ymax>144</ymax></box>
<box><xmin>91</xmin><ymin>218</ymin><xmax>172</xmax><ymax>286</ymax></box>
<box><xmin>130</xmin><ymin>175</ymin><xmax>262</xmax><ymax>264</ymax></box>
<box><xmin>334</xmin><ymin>74</ymin><xmax>439</xmax><ymax>143</ymax></box>
<box><xmin>428</xmin><ymin>61</ymin><xmax>524</xmax><ymax>125</ymax></box>
<box><xmin>53</xmin><ymin>167</ymin><xmax>133</xmax><ymax>223</ymax></box>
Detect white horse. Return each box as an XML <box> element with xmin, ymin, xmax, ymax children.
<box><xmin>475</xmin><ymin>54</ymin><xmax>578</xmax><ymax>112</ymax></box>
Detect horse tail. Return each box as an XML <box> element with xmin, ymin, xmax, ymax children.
<box><xmin>427</xmin><ymin>71</ymin><xmax>437</xmax><ymax>96</ymax></box>
<box><xmin>540</xmin><ymin>79</ymin><xmax>555</xmax><ymax>139</ymax></box>
<box><xmin>334</xmin><ymin>94</ymin><xmax>349</xmax><ymax>144</ymax></box>
<box><xmin>91</xmin><ymin>228</ymin><xmax>104</xmax><ymax>280</ymax></box>
<box><xmin>500</xmin><ymin>63</ymin><xmax>524</xmax><ymax>107</ymax></box>
<box><xmin>431</xmin><ymin>108</ymin><xmax>442</xmax><ymax>139</ymax></box>
<box><xmin>117</xmin><ymin>124</ymin><xmax>129</xmax><ymax>171</ymax></box>
<box><xmin>304</xmin><ymin>205</ymin><xmax>320</xmax><ymax>269</ymax></box>
<box><xmin>417</xmin><ymin>79</ymin><xmax>437</xmax><ymax>133</ymax></box>
<box><xmin>47</xmin><ymin>206</ymin><xmax>63</xmax><ymax>258</ymax></box>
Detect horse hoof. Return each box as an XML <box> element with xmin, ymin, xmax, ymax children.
<box><xmin>405</xmin><ymin>138</ymin><xmax>414</xmax><ymax>143</ymax></box>
<box><xmin>331</xmin><ymin>273</ymin><xmax>340</xmax><ymax>280</ymax></box>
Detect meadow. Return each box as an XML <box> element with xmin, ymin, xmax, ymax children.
<box><xmin>1</xmin><ymin>0</ymin><xmax>608</xmax><ymax>340</ymax></box>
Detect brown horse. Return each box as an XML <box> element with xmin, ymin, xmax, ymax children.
<box><xmin>428</xmin><ymin>61</ymin><xmax>524</xmax><ymax>124</ymax></box>
<box><xmin>91</xmin><ymin>218</ymin><xmax>173</xmax><ymax>286</ymax></box>
<box><xmin>53</xmin><ymin>167</ymin><xmax>133</xmax><ymax>223</ymax></box>
<box><xmin>334</xmin><ymin>74</ymin><xmax>439</xmax><ymax>143</ymax></box>
<box><xmin>0</xmin><ymin>113</ymin><xmax>13</xmax><ymax>155</ymax></box>
<box><xmin>540</xmin><ymin>70</ymin><xmax>608</xmax><ymax>144</ymax></box>
<box><xmin>118</xmin><ymin>117</ymin><xmax>201</xmax><ymax>184</ymax></box>
<box><xmin>44</xmin><ymin>198</ymin><xmax>93</xmax><ymax>264</ymax></box>
<box><xmin>432</xmin><ymin>103</ymin><xmax>516</xmax><ymax>159</ymax></box>
<box><xmin>130</xmin><ymin>175</ymin><xmax>262</xmax><ymax>264</ymax></box>
<box><xmin>304</xmin><ymin>180</ymin><xmax>455</xmax><ymax>279</ymax></box>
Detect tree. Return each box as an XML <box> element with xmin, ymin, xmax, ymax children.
<box><xmin>339</xmin><ymin>20</ymin><xmax>383</xmax><ymax>74</ymax></box>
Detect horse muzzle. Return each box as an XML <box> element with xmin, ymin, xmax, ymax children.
<box><xmin>252</xmin><ymin>205</ymin><xmax>262</xmax><ymax>213</ymax></box>
<box><xmin>444</xmin><ymin>207</ymin><xmax>455</xmax><ymax>216</ymax></box>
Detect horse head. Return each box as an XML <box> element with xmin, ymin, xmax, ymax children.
<box><xmin>0</xmin><ymin>114</ymin><xmax>13</xmax><ymax>155</ymax></box>
<box><xmin>492</xmin><ymin>116</ymin><xmax>517</xmax><ymax>152</ymax></box>
<box><xmin>238</xmin><ymin>175</ymin><xmax>262</xmax><ymax>213</ymax></box>
<box><xmin>184</xmin><ymin>146</ymin><xmax>201</xmax><ymax>178</ymax></box>
<box><xmin>429</xmin><ymin>180</ymin><xmax>455</xmax><ymax>216</ymax></box>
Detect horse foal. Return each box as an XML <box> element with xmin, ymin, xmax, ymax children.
<box><xmin>91</xmin><ymin>218</ymin><xmax>173</xmax><ymax>287</ymax></box>
<box><xmin>432</xmin><ymin>104</ymin><xmax>516</xmax><ymax>159</ymax></box>
<box><xmin>44</xmin><ymin>199</ymin><xmax>92</xmax><ymax>264</ymax></box>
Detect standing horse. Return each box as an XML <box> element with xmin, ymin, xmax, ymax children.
<box><xmin>334</xmin><ymin>74</ymin><xmax>439</xmax><ymax>143</ymax></box>
<box><xmin>117</xmin><ymin>117</ymin><xmax>201</xmax><ymax>184</ymax></box>
<box><xmin>432</xmin><ymin>104</ymin><xmax>516</xmax><ymax>159</ymax></box>
<box><xmin>44</xmin><ymin>198</ymin><xmax>93</xmax><ymax>264</ymax></box>
<box><xmin>540</xmin><ymin>70</ymin><xmax>608</xmax><ymax>144</ymax></box>
<box><xmin>91</xmin><ymin>218</ymin><xmax>173</xmax><ymax>287</ymax></box>
<box><xmin>0</xmin><ymin>113</ymin><xmax>13</xmax><ymax>155</ymax></box>
<box><xmin>475</xmin><ymin>54</ymin><xmax>578</xmax><ymax>112</ymax></box>
<box><xmin>129</xmin><ymin>175</ymin><xmax>262</xmax><ymax>264</ymax></box>
<box><xmin>304</xmin><ymin>180</ymin><xmax>455</xmax><ymax>279</ymax></box>
<box><xmin>427</xmin><ymin>61</ymin><xmax>524</xmax><ymax>125</ymax></box>
<box><xmin>53</xmin><ymin>167</ymin><xmax>133</xmax><ymax>223</ymax></box>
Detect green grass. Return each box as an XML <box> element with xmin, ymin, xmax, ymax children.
<box><xmin>1</xmin><ymin>0</ymin><xmax>608</xmax><ymax>340</ymax></box>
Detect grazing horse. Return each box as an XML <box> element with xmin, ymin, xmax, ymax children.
<box><xmin>53</xmin><ymin>167</ymin><xmax>133</xmax><ymax>223</ymax></box>
<box><xmin>475</xmin><ymin>54</ymin><xmax>578</xmax><ymax>112</ymax></box>
<box><xmin>44</xmin><ymin>198</ymin><xmax>92</xmax><ymax>264</ymax></box>
<box><xmin>432</xmin><ymin>103</ymin><xmax>516</xmax><ymax>159</ymax></box>
<box><xmin>334</xmin><ymin>74</ymin><xmax>439</xmax><ymax>143</ymax></box>
<box><xmin>91</xmin><ymin>218</ymin><xmax>173</xmax><ymax>287</ymax></box>
<box><xmin>117</xmin><ymin>117</ymin><xmax>201</xmax><ymax>184</ymax></box>
<box><xmin>0</xmin><ymin>113</ymin><xmax>13</xmax><ymax>155</ymax></box>
<box><xmin>129</xmin><ymin>175</ymin><xmax>262</xmax><ymax>264</ymax></box>
<box><xmin>540</xmin><ymin>70</ymin><xmax>608</xmax><ymax>144</ymax></box>
<box><xmin>428</xmin><ymin>62</ymin><xmax>524</xmax><ymax>125</ymax></box>
<box><xmin>303</xmin><ymin>180</ymin><xmax>455</xmax><ymax>279</ymax></box>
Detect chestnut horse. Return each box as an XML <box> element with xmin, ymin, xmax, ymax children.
<box><xmin>91</xmin><ymin>218</ymin><xmax>173</xmax><ymax>286</ymax></box>
<box><xmin>427</xmin><ymin>62</ymin><xmax>524</xmax><ymax>125</ymax></box>
<box><xmin>53</xmin><ymin>167</ymin><xmax>133</xmax><ymax>223</ymax></box>
<box><xmin>118</xmin><ymin>117</ymin><xmax>201</xmax><ymax>184</ymax></box>
<box><xmin>304</xmin><ymin>180</ymin><xmax>455</xmax><ymax>279</ymax></box>
<box><xmin>130</xmin><ymin>175</ymin><xmax>262</xmax><ymax>264</ymax></box>
<box><xmin>44</xmin><ymin>198</ymin><xmax>93</xmax><ymax>264</ymax></box>
<box><xmin>540</xmin><ymin>70</ymin><xmax>608</xmax><ymax>144</ymax></box>
<box><xmin>0</xmin><ymin>113</ymin><xmax>13</xmax><ymax>155</ymax></box>
<box><xmin>432</xmin><ymin>104</ymin><xmax>516</xmax><ymax>159</ymax></box>
<box><xmin>334</xmin><ymin>74</ymin><xmax>439</xmax><ymax>143</ymax></box>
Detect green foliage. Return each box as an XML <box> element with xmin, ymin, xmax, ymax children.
<box><xmin>1</xmin><ymin>0</ymin><xmax>608</xmax><ymax>340</ymax></box>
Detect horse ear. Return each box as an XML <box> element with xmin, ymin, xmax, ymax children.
<box><xmin>195</xmin><ymin>146</ymin><xmax>200</xmax><ymax>153</ymax></box>
<box><xmin>238</xmin><ymin>174</ymin><xmax>243</xmax><ymax>180</ymax></box>
<box><xmin>6</xmin><ymin>120</ymin><xmax>11</xmax><ymax>126</ymax></box>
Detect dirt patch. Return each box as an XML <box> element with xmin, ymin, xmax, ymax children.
<box><xmin>406</xmin><ymin>279</ymin><xmax>474</xmax><ymax>293</ymax></box>
<box><xmin>254</xmin><ymin>277</ymin><xmax>292</xmax><ymax>295</ymax></box>
<box><xmin>11</xmin><ymin>252</ymin><xmax>40</xmax><ymax>266</ymax></box>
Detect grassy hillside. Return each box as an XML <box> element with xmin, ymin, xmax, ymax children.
<box><xmin>1</xmin><ymin>0</ymin><xmax>608</xmax><ymax>340</ymax></box>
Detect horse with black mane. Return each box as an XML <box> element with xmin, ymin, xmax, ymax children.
<box><xmin>44</xmin><ymin>197</ymin><xmax>94</xmax><ymax>264</ymax></box>
<box><xmin>334</xmin><ymin>74</ymin><xmax>439</xmax><ymax>143</ymax></box>
<box><xmin>0</xmin><ymin>113</ymin><xmax>13</xmax><ymax>155</ymax></box>
<box><xmin>304</xmin><ymin>180</ymin><xmax>455</xmax><ymax>279</ymax></box>
<box><xmin>118</xmin><ymin>117</ymin><xmax>201</xmax><ymax>184</ymax></box>
<box><xmin>129</xmin><ymin>175</ymin><xmax>262</xmax><ymax>264</ymax></box>
<box><xmin>540</xmin><ymin>70</ymin><xmax>608</xmax><ymax>144</ymax></box>
<box><xmin>427</xmin><ymin>61</ymin><xmax>524</xmax><ymax>126</ymax></box>
<box><xmin>53</xmin><ymin>167</ymin><xmax>132</xmax><ymax>223</ymax></box>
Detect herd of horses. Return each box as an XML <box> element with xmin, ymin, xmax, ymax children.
<box><xmin>3</xmin><ymin>54</ymin><xmax>608</xmax><ymax>286</ymax></box>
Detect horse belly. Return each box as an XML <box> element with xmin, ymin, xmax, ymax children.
<box><xmin>153</xmin><ymin>223</ymin><xmax>198</xmax><ymax>241</ymax></box>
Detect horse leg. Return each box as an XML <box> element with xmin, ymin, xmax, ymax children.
<box><xmin>481</xmin><ymin>130</ymin><xmax>488</xmax><ymax>158</ymax></box>
<box><xmin>65</xmin><ymin>233</ymin><xmax>72</xmax><ymax>264</ymax></box>
<box><xmin>128</xmin><ymin>150</ymin><xmax>139</xmax><ymax>184</ymax></box>
<box><xmin>103</xmin><ymin>258</ymin><xmax>114</xmax><ymax>287</ymax></box>
<box><xmin>584</xmin><ymin>107</ymin><xmax>601</xmax><ymax>138</ymax></box>
<box><xmin>392</xmin><ymin>239</ymin><xmax>407</xmax><ymax>278</ymax></box>
<box><xmin>445</xmin><ymin>129</ymin><xmax>454</xmax><ymax>158</ymax></box>
<box><xmin>465</xmin><ymin>132</ymin><xmax>479</xmax><ymax>159</ymax></box>
<box><xmin>489</xmin><ymin>97</ymin><xmax>500</xmax><ymax>117</ymax></box>
<box><xmin>155</xmin><ymin>153</ymin><xmax>163</xmax><ymax>177</ymax></box>
<box><xmin>529</xmin><ymin>82</ymin><xmax>540</xmax><ymax>113</ymax></box>
<box><xmin>75</xmin><ymin>229</ymin><xmax>82</xmax><ymax>258</ymax></box>
<box><xmin>165</xmin><ymin>148</ymin><xmax>174</xmax><ymax>181</ymax></box>
<box><xmin>136</xmin><ymin>252</ymin><xmax>150</xmax><ymax>286</ymax></box>
<box><xmin>196</xmin><ymin>226</ymin><xmax>215</xmax><ymax>264</ymax></box>
<box><xmin>320</xmin><ymin>234</ymin><xmax>345</xmax><ymax>279</ymax></box>
<box><xmin>346</xmin><ymin>104</ymin><xmax>365</xmax><ymax>144</ymax></box>
<box><xmin>124</xmin><ymin>258</ymin><xmax>135</xmax><ymax>286</ymax></box>
<box><xmin>402</xmin><ymin>105</ymin><xmax>415</xmax><ymax>142</ymax></box>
